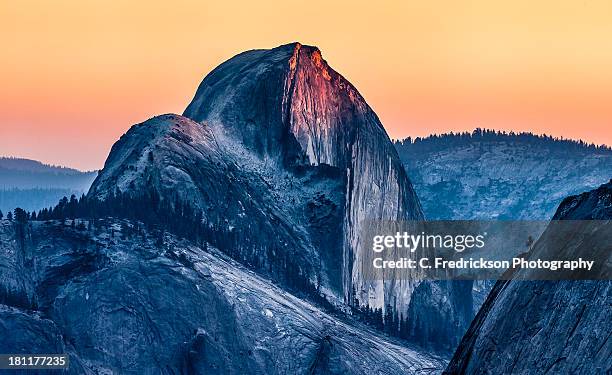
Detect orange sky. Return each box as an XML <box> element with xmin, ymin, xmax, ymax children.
<box><xmin>1</xmin><ymin>0</ymin><xmax>611</xmax><ymax>170</ymax></box>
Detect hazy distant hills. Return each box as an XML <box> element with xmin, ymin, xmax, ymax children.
<box><xmin>0</xmin><ymin>157</ymin><xmax>97</xmax><ymax>189</ymax></box>
<box><xmin>395</xmin><ymin>130</ymin><xmax>612</xmax><ymax>220</ymax></box>
<box><xmin>0</xmin><ymin>157</ymin><xmax>97</xmax><ymax>214</ymax></box>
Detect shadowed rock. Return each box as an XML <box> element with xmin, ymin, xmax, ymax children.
<box><xmin>445</xmin><ymin>181</ymin><xmax>612</xmax><ymax>374</ymax></box>
<box><xmin>0</xmin><ymin>220</ymin><xmax>445</xmax><ymax>373</ymax></box>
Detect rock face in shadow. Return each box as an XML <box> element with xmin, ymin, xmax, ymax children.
<box><xmin>88</xmin><ymin>114</ymin><xmax>338</xmax><ymax>294</ymax></box>
<box><xmin>445</xmin><ymin>181</ymin><xmax>612</xmax><ymax>374</ymax></box>
<box><xmin>0</xmin><ymin>220</ymin><xmax>445</xmax><ymax>374</ymax></box>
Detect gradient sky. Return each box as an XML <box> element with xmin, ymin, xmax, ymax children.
<box><xmin>1</xmin><ymin>0</ymin><xmax>611</xmax><ymax>170</ymax></box>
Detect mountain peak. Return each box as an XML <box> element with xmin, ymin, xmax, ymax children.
<box><xmin>98</xmin><ymin>43</ymin><xmax>426</xmax><ymax>326</ymax></box>
<box><xmin>289</xmin><ymin>43</ymin><xmax>331</xmax><ymax>80</ymax></box>
<box><xmin>278</xmin><ymin>41</ymin><xmax>319</xmax><ymax>54</ymax></box>
<box><xmin>183</xmin><ymin>42</ymin><xmax>374</xmax><ymax>166</ymax></box>
<box><xmin>181</xmin><ymin>43</ymin><xmax>424</xmax><ymax>313</ymax></box>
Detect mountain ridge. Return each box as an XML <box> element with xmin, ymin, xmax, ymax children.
<box><xmin>395</xmin><ymin>129</ymin><xmax>611</xmax><ymax>154</ymax></box>
<box><xmin>0</xmin><ymin>157</ymin><xmax>97</xmax><ymax>214</ymax></box>
<box><xmin>0</xmin><ymin>157</ymin><xmax>97</xmax><ymax>190</ymax></box>
<box><xmin>2</xmin><ymin>42</ymin><xmax>610</xmax><ymax>373</ymax></box>
<box><xmin>0</xmin><ymin>156</ymin><xmax>95</xmax><ymax>174</ymax></box>
<box><xmin>396</xmin><ymin>131</ymin><xmax>612</xmax><ymax>220</ymax></box>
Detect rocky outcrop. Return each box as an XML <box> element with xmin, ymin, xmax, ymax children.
<box><xmin>444</xmin><ymin>181</ymin><xmax>612</xmax><ymax>374</ymax></box>
<box><xmin>183</xmin><ymin>42</ymin><xmax>423</xmax><ymax>311</ymax></box>
<box><xmin>88</xmin><ymin>43</ymin><xmax>473</xmax><ymax>350</ymax></box>
<box><xmin>88</xmin><ymin>114</ymin><xmax>337</xmax><ymax>293</ymax></box>
<box><xmin>0</xmin><ymin>219</ymin><xmax>445</xmax><ymax>374</ymax></box>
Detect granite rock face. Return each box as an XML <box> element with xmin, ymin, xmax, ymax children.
<box><xmin>183</xmin><ymin>42</ymin><xmax>423</xmax><ymax>311</ymax></box>
<box><xmin>396</xmin><ymin>135</ymin><xmax>612</xmax><ymax>221</ymax></box>
<box><xmin>89</xmin><ymin>114</ymin><xmax>337</xmax><ymax>293</ymax></box>
<box><xmin>445</xmin><ymin>181</ymin><xmax>612</xmax><ymax>374</ymax></box>
<box><xmin>0</xmin><ymin>220</ymin><xmax>445</xmax><ymax>374</ymax></box>
<box><xmin>88</xmin><ymin>43</ymin><xmax>472</xmax><ymax>349</ymax></box>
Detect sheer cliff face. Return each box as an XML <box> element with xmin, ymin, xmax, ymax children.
<box><xmin>445</xmin><ymin>181</ymin><xmax>612</xmax><ymax>374</ymax></box>
<box><xmin>183</xmin><ymin>42</ymin><xmax>423</xmax><ymax>309</ymax></box>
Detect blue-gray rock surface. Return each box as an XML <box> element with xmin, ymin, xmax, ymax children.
<box><xmin>444</xmin><ymin>181</ymin><xmax>612</xmax><ymax>374</ymax></box>
<box><xmin>396</xmin><ymin>133</ymin><xmax>612</xmax><ymax>220</ymax></box>
<box><xmin>89</xmin><ymin>43</ymin><xmax>473</xmax><ymax>349</ymax></box>
<box><xmin>183</xmin><ymin>42</ymin><xmax>424</xmax><ymax>314</ymax></box>
<box><xmin>0</xmin><ymin>219</ymin><xmax>445</xmax><ymax>374</ymax></box>
<box><xmin>396</xmin><ymin>133</ymin><xmax>612</xmax><ymax>319</ymax></box>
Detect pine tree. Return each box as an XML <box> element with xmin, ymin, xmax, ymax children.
<box><xmin>0</xmin><ymin>209</ymin><xmax>3</xmax><ymax>220</ymax></box>
<box><xmin>375</xmin><ymin>308</ymin><xmax>384</xmax><ymax>330</ymax></box>
<box><xmin>13</xmin><ymin>208</ymin><xmax>28</xmax><ymax>224</ymax></box>
<box><xmin>68</xmin><ymin>195</ymin><xmax>78</xmax><ymax>218</ymax></box>
<box><xmin>7</xmin><ymin>211</ymin><xmax>13</xmax><ymax>221</ymax></box>
<box><xmin>384</xmin><ymin>304</ymin><xmax>394</xmax><ymax>334</ymax></box>
<box><xmin>398</xmin><ymin>313</ymin><xmax>406</xmax><ymax>339</ymax></box>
